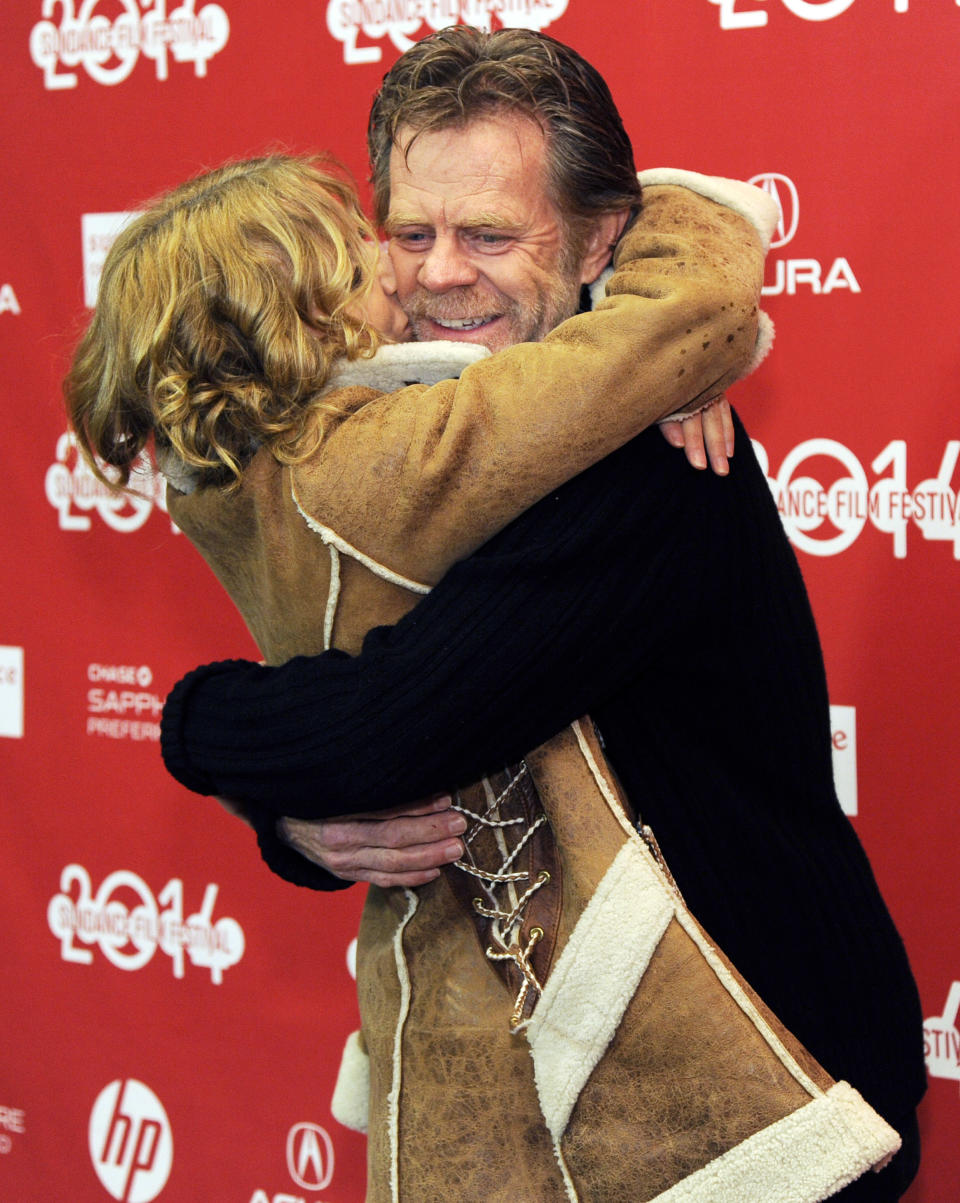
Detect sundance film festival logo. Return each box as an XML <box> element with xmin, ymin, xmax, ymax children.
<box><xmin>48</xmin><ymin>864</ymin><xmax>245</xmax><ymax>983</ymax></box>
<box><xmin>748</xmin><ymin>173</ymin><xmax>859</xmax><ymax>297</ymax></box>
<box><xmin>326</xmin><ymin>0</ymin><xmax>568</xmax><ymax>65</ymax></box>
<box><xmin>754</xmin><ymin>436</ymin><xmax>960</xmax><ymax>559</ymax></box>
<box><xmin>46</xmin><ymin>431</ymin><xmax>168</xmax><ymax>533</ymax></box>
<box><xmin>249</xmin><ymin>1122</ymin><xmax>335</xmax><ymax>1202</ymax></box>
<box><xmin>709</xmin><ymin>0</ymin><xmax>953</xmax><ymax>28</ymax></box>
<box><xmin>924</xmin><ymin>981</ymin><xmax>960</xmax><ymax>1094</ymax></box>
<box><xmin>89</xmin><ymin>1079</ymin><xmax>172</xmax><ymax>1203</ymax></box>
<box><xmin>30</xmin><ymin>0</ymin><xmax>230</xmax><ymax>91</ymax></box>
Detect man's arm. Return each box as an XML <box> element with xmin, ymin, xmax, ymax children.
<box><xmin>161</xmin><ymin>425</ymin><xmax>718</xmax><ymax>884</ymax></box>
<box><xmin>203</xmin><ymin>397</ymin><xmax>737</xmax><ymax>889</ymax></box>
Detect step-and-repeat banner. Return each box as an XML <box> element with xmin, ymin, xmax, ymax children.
<box><xmin>2</xmin><ymin>2</ymin><xmax>957</xmax><ymax>1199</ymax></box>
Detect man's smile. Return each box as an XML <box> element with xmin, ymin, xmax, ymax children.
<box><xmin>430</xmin><ymin>315</ymin><xmax>493</xmax><ymax>331</ymax></box>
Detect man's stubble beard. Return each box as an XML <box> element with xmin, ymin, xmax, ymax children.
<box><xmin>403</xmin><ymin>268</ymin><xmax>584</xmax><ymax>351</ymax></box>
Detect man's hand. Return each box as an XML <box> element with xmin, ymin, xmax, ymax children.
<box><xmin>659</xmin><ymin>396</ymin><xmax>736</xmax><ymax>475</ymax></box>
<box><xmin>279</xmin><ymin>796</ymin><xmax>467</xmax><ymax>888</ymax></box>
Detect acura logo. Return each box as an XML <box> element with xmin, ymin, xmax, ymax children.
<box><xmin>748</xmin><ymin>173</ymin><xmax>799</xmax><ymax>248</ymax></box>
<box><xmin>286</xmin><ymin>1122</ymin><xmax>334</xmax><ymax>1191</ymax></box>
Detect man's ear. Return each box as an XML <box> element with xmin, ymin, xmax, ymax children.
<box><xmin>578</xmin><ymin>209</ymin><xmax>632</xmax><ymax>285</ymax></box>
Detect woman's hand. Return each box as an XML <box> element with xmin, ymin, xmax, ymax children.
<box><xmin>659</xmin><ymin>396</ymin><xmax>735</xmax><ymax>475</ymax></box>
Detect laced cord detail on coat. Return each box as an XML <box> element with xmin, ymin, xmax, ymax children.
<box><xmin>451</xmin><ymin>764</ymin><xmax>551</xmax><ymax>1030</ymax></box>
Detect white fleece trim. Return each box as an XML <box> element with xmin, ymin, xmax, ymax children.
<box><xmin>526</xmin><ymin>837</ymin><xmax>675</xmax><ymax>1142</ymax></box>
<box><xmin>649</xmin><ymin>1082</ymin><xmax>901</xmax><ymax>1203</ymax></box>
<box><xmin>156</xmin><ymin>446</ymin><xmax>204</xmax><ymax>496</ymax></box>
<box><xmin>588</xmin><ymin>266</ymin><xmax>613</xmax><ymax>313</ymax></box>
<box><xmin>656</xmin><ymin>396</ymin><xmax>719</xmax><ymax>425</ymax></box>
<box><xmin>654</xmin><ymin>307</ymin><xmax>776</xmax><ymax>427</ymax></box>
<box><xmin>571</xmin><ymin>719</ymin><xmax>639</xmax><ymax>841</ymax></box>
<box><xmin>322</xmin><ymin>543</ymin><xmax>340</xmax><ymax>650</ymax></box>
<box><xmin>553</xmin><ymin>1140</ymin><xmax>581</xmax><ymax>1203</ymax></box>
<box><xmin>330</xmin><ymin>1030</ymin><xmax>370</xmax><ymax>1134</ymax></box>
<box><xmin>387</xmin><ymin>889</ymin><xmax>419</xmax><ymax>1203</ymax></box>
<box><xmin>290</xmin><ymin>477</ymin><xmax>431</xmax><ymax>596</ymax></box>
<box><xmin>322</xmin><ymin>339</ymin><xmax>490</xmax><ymax>394</ymax></box>
<box><xmin>638</xmin><ymin>168</ymin><xmax>780</xmax><ymax>252</ymax></box>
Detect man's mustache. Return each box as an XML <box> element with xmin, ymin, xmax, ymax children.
<box><xmin>403</xmin><ymin>285</ymin><xmax>519</xmax><ymax>323</ymax></box>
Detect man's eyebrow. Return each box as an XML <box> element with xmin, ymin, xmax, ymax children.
<box><xmin>384</xmin><ymin>212</ymin><xmax>519</xmax><ymax>236</ymax></box>
<box><xmin>459</xmin><ymin>213</ymin><xmax>517</xmax><ymax>232</ymax></box>
<box><xmin>383</xmin><ymin>213</ymin><xmax>430</xmax><ymax>236</ymax></box>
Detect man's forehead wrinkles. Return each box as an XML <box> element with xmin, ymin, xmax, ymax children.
<box><xmin>388</xmin><ymin>176</ymin><xmax>526</xmax><ymax>230</ymax></box>
<box><xmin>392</xmin><ymin>131</ymin><xmax>536</xmax><ymax>190</ymax></box>
<box><xmin>394</xmin><ymin>165</ymin><xmax>515</xmax><ymax>199</ymax></box>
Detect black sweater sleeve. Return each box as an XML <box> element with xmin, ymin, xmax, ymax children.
<box><xmin>160</xmin><ymin>430</ymin><xmax>704</xmax><ymax>831</ymax></box>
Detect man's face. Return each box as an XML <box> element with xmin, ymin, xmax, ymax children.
<box><xmin>385</xmin><ymin>115</ymin><xmax>586</xmax><ymax>352</ymax></box>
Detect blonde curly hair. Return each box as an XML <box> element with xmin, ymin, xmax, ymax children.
<box><xmin>66</xmin><ymin>154</ymin><xmax>386</xmax><ymax>489</ymax></box>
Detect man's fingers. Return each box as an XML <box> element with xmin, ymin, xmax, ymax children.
<box><xmin>304</xmin><ymin>809</ymin><xmax>466</xmax><ymax>853</ymax></box>
<box><xmin>321</xmin><ymin>837</ymin><xmax>464</xmax><ymax>879</ymax></box>
<box><xmin>278</xmin><ymin>799</ymin><xmax>468</xmax><ymax>885</ymax></box>
<box><xmin>279</xmin><ymin>811</ymin><xmax>466</xmax><ymax>884</ymax></box>
<box><xmin>281</xmin><ymin>820</ymin><xmax>463</xmax><ymax>886</ymax></box>
<box><xmin>288</xmin><ymin>830</ymin><xmax>447</xmax><ymax>888</ymax></box>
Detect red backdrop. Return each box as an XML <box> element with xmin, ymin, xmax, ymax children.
<box><xmin>2</xmin><ymin>2</ymin><xmax>958</xmax><ymax>1199</ymax></box>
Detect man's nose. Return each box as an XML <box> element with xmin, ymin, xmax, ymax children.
<box><xmin>417</xmin><ymin>234</ymin><xmax>479</xmax><ymax>292</ymax></box>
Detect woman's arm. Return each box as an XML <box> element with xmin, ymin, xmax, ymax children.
<box><xmin>161</xmin><ymin>421</ymin><xmax>739</xmax><ymax>814</ymax></box>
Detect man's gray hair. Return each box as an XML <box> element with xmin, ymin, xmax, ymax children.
<box><xmin>367</xmin><ymin>25</ymin><xmax>642</xmax><ymax>243</ymax></box>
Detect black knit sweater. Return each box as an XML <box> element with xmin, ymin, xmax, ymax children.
<box><xmin>161</xmin><ymin>413</ymin><xmax>926</xmax><ymax>1171</ymax></box>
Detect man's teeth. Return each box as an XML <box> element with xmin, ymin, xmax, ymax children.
<box><xmin>433</xmin><ymin>316</ymin><xmax>490</xmax><ymax>330</ymax></box>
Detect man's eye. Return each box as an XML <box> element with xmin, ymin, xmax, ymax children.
<box><xmin>392</xmin><ymin>231</ymin><xmax>431</xmax><ymax>250</ymax></box>
<box><xmin>470</xmin><ymin>232</ymin><xmax>511</xmax><ymax>250</ymax></box>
